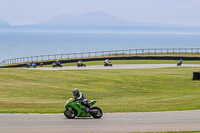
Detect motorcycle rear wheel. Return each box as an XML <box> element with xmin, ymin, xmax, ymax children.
<box><xmin>64</xmin><ymin>109</ymin><xmax>77</xmax><ymax>119</ymax></box>
<box><xmin>90</xmin><ymin>107</ymin><xmax>103</xmax><ymax>119</ymax></box>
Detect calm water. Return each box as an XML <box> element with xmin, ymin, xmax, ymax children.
<box><xmin>0</xmin><ymin>32</ymin><xmax>200</xmax><ymax>61</ymax></box>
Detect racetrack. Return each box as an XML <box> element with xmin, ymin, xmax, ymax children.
<box><xmin>0</xmin><ymin>110</ymin><xmax>200</xmax><ymax>133</ymax></box>
<box><xmin>23</xmin><ymin>64</ymin><xmax>200</xmax><ymax>70</ymax></box>
<box><xmin>13</xmin><ymin>64</ymin><xmax>200</xmax><ymax>132</ymax></box>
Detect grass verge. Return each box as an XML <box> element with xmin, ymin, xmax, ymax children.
<box><xmin>0</xmin><ymin>60</ymin><xmax>200</xmax><ymax>113</ymax></box>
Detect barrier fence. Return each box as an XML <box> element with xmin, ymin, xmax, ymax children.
<box><xmin>0</xmin><ymin>48</ymin><xmax>200</xmax><ymax>66</ymax></box>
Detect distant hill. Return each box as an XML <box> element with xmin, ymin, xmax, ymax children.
<box><xmin>0</xmin><ymin>19</ymin><xmax>11</xmax><ymax>27</ymax></box>
<box><xmin>1</xmin><ymin>12</ymin><xmax>200</xmax><ymax>33</ymax></box>
<box><xmin>34</xmin><ymin>11</ymin><xmax>179</xmax><ymax>28</ymax></box>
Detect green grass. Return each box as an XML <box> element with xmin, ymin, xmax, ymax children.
<box><xmin>44</xmin><ymin>59</ymin><xmax>200</xmax><ymax>67</ymax></box>
<box><xmin>0</xmin><ymin>60</ymin><xmax>200</xmax><ymax>113</ymax></box>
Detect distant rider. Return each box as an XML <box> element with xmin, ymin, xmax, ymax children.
<box><xmin>55</xmin><ymin>60</ymin><xmax>61</xmax><ymax>65</ymax></box>
<box><xmin>105</xmin><ymin>59</ymin><xmax>109</xmax><ymax>64</ymax></box>
<box><xmin>179</xmin><ymin>59</ymin><xmax>182</xmax><ymax>65</ymax></box>
<box><xmin>72</xmin><ymin>88</ymin><xmax>91</xmax><ymax>113</ymax></box>
<box><xmin>178</xmin><ymin>59</ymin><xmax>182</xmax><ymax>66</ymax></box>
<box><xmin>78</xmin><ymin>60</ymin><xmax>83</xmax><ymax>65</ymax></box>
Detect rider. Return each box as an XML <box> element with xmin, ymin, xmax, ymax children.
<box><xmin>178</xmin><ymin>59</ymin><xmax>182</xmax><ymax>66</ymax></box>
<box><xmin>55</xmin><ymin>60</ymin><xmax>61</xmax><ymax>65</ymax></box>
<box><xmin>105</xmin><ymin>59</ymin><xmax>109</xmax><ymax>64</ymax></box>
<box><xmin>179</xmin><ymin>59</ymin><xmax>182</xmax><ymax>65</ymax></box>
<box><xmin>78</xmin><ymin>60</ymin><xmax>83</xmax><ymax>65</ymax></box>
<box><xmin>31</xmin><ymin>61</ymin><xmax>34</xmax><ymax>64</ymax></box>
<box><xmin>72</xmin><ymin>88</ymin><xmax>91</xmax><ymax>113</ymax></box>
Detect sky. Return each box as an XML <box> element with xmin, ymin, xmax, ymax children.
<box><xmin>0</xmin><ymin>0</ymin><xmax>200</xmax><ymax>26</ymax></box>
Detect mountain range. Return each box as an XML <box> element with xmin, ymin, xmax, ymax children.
<box><xmin>0</xmin><ymin>11</ymin><xmax>200</xmax><ymax>33</ymax></box>
<box><xmin>35</xmin><ymin>12</ymin><xmax>171</xmax><ymax>27</ymax></box>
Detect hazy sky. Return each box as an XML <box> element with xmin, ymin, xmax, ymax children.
<box><xmin>0</xmin><ymin>0</ymin><xmax>200</xmax><ymax>26</ymax></box>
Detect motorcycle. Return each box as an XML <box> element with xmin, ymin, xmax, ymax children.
<box><xmin>52</xmin><ymin>62</ymin><xmax>63</xmax><ymax>68</ymax></box>
<box><xmin>77</xmin><ymin>62</ymin><xmax>86</xmax><ymax>67</ymax></box>
<box><xmin>64</xmin><ymin>98</ymin><xmax>103</xmax><ymax>119</ymax></box>
<box><xmin>104</xmin><ymin>61</ymin><xmax>112</xmax><ymax>67</ymax></box>
<box><xmin>177</xmin><ymin>59</ymin><xmax>182</xmax><ymax>66</ymax></box>
<box><xmin>26</xmin><ymin>63</ymin><xmax>36</xmax><ymax>68</ymax></box>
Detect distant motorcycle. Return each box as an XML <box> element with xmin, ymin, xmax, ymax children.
<box><xmin>64</xmin><ymin>98</ymin><xmax>103</xmax><ymax>119</ymax></box>
<box><xmin>52</xmin><ymin>62</ymin><xmax>63</xmax><ymax>68</ymax></box>
<box><xmin>26</xmin><ymin>63</ymin><xmax>36</xmax><ymax>68</ymax></box>
<box><xmin>104</xmin><ymin>61</ymin><xmax>112</xmax><ymax>67</ymax></box>
<box><xmin>77</xmin><ymin>62</ymin><xmax>86</xmax><ymax>67</ymax></box>
<box><xmin>177</xmin><ymin>59</ymin><xmax>182</xmax><ymax>66</ymax></box>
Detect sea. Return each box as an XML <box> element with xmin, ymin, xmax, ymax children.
<box><xmin>0</xmin><ymin>32</ymin><xmax>200</xmax><ymax>62</ymax></box>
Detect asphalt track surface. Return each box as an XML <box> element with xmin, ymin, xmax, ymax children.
<box><xmin>24</xmin><ymin>64</ymin><xmax>200</xmax><ymax>70</ymax></box>
<box><xmin>0</xmin><ymin>110</ymin><xmax>200</xmax><ymax>133</ymax></box>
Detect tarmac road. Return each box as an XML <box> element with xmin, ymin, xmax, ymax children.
<box><xmin>24</xmin><ymin>64</ymin><xmax>200</xmax><ymax>70</ymax></box>
<box><xmin>0</xmin><ymin>110</ymin><xmax>200</xmax><ymax>133</ymax></box>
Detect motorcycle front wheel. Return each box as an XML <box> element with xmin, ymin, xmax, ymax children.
<box><xmin>90</xmin><ymin>107</ymin><xmax>103</xmax><ymax>119</ymax></box>
<box><xmin>64</xmin><ymin>109</ymin><xmax>77</xmax><ymax>119</ymax></box>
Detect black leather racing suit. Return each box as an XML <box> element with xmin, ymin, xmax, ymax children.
<box><xmin>74</xmin><ymin>92</ymin><xmax>90</xmax><ymax>112</ymax></box>
<box><xmin>74</xmin><ymin>92</ymin><xmax>89</xmax><ymax>105</ymax></box>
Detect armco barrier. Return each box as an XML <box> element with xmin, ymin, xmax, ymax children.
<box><xmin>0</xmin><ymin>48</ymin><xmax>200</xmax><ymax>67</ymax></box>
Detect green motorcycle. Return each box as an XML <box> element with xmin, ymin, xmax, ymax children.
<box><xmin>64</xmin><ymin>98</ymin><xmax>103</xmax><ymax>119</ymax></box>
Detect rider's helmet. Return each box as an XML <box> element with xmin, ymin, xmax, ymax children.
<box><xmin>72</xmin><ymin>88</ymin><xmax>79</xmax><ymax>96</ymax></box>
